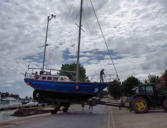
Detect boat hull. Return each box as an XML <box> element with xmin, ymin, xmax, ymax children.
<box><xmin>24</xmin><ymin>78</ymin><xmax>109</xmax><ymax>95</ymax></box>
<box><xmin>33</xmin><ymin>90</ymin><xmax>95</xmax><ymax>103</ymax></box>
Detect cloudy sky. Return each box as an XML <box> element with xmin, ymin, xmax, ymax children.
<box><xmin>0</xmin><ymin>0</ymin><xmax>167</xmax><ymax>97</ymax></box>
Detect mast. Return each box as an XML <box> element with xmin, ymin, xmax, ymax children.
<box><xmin>42</xmin><ymin>16</ymin><xmax>50</xmax><ymax>71</ymax></box>
<box><xmin>42</xmin><ymin>14</ymin><xmax>56</xmax><ymax>71</ymax></box>
<box><xmin>76</xmin><ymin>0</ymin><xmax>83</xmax><ymax>82</ymax></box>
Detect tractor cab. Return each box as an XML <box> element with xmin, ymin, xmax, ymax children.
<box><xmin>135</xmin><ymin>84</ymin><xmax>154</xmax><ymax>96</ymax></box>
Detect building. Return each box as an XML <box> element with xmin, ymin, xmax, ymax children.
<box><xmin>1</xmin><ymin>97</ymin><xmax>21</xmax><ymax>105</ymax></box>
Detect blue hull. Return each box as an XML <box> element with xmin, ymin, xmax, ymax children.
<box><xmin>24</xmin><ymin>78</ymin><xmax>109</xmax><ymax>95</ymax></box>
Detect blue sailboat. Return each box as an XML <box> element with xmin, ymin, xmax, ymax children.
<box><xmin>24</xmin><ymin>0</ymin><xmax>112</xmax><ymax>104</ymax></box>
<box><xmin>24</xmin><ymin>77</ymin><xmax>109</xmax><ymax>101</ymax></box>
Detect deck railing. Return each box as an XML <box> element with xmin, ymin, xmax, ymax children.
<box><xmin>25</xmin><ymin>72</ymin><xmax>36</xmax><ymax>79</ymax></box>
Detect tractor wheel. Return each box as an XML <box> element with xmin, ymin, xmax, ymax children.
<box><xmin>162</xmin><ymin>99</ymin><xmax>167</xmax><ymax>111</ymax></box>
<box><xmin>132</xmin><ymin>97</ymin><xmax>148</xmax><ymax>113</ymax></box>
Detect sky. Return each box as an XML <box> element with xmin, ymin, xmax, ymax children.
<box><xmin>0</xmin><ymin>0</ymin><xmax>167</xmax><ymax>97</ymax></box>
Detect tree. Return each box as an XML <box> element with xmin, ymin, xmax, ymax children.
<box><xmin>97</xmin><ymin>90</ymin><xmax>109</xmax><ymax>98</ymax></box>
<box><xmin>147</xmin><ymin>75</ymin><xmax>159</xmax><ymax>84</ymax></box>
<box><xmin>122</xmin><ymin>76</ymin><xmax>140</xmax><ymax>96</ymax></box>
<box><xmin>59</xmin><ymin>63</ymin><xmax>88</xmax><ymax>82</ymax></box>
<box><xmin>108</xmin><ymin>80</ymin><xmax>122</xmax><ymax>98</ymax></box>
<box><xmin>25</xmin><ymin>96</ymin><xmax>29</xmax><ymax>100</ymax></box>
<box><xmin>162</xmin><ymin>70</ymin><xmax>167</xmax><ymax>87</ymax></box>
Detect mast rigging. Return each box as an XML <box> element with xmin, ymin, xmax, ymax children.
<box><xmin>89</xmin><ymin>0</ymin><xmax>120</xmax><ymax>81</ymax></box>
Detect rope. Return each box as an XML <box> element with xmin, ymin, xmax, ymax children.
<box><xmin>89</xmin><ymin>0</ymin><xmax>120</xmax><ymax>81</ymax></box>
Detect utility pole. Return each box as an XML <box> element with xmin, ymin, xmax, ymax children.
<box><xmin>76</xmin><ymin>0</ymin><xmax>83</xmax><ymax>82</ymax></box>
<box><xmin>42</xmin><ymin>14</ymin><xmax>56</xmax><ymax>71</ymax></box>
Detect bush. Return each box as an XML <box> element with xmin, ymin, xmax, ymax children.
<box><xmin>122</xmin><ymin>76</ymin><xmax>140</xmax><ymax>96</ymax></box>
<box><xmin>108</xmin><ymin>80</ymin><xmax>122</xmax><ymax>98</ymax></box>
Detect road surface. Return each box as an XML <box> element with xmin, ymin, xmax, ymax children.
<box><xmin>0</xmin><ymin>110</ymin><xmax>19</xmax><ymax>123</ymax></box>
<box><xmin>2</xmin><ymin>103</ymin><xmax>166</xmax><ymax>128</ymax></box>
<box><xmin>0</xmin><ymin>105</ymin><xmax>111</xmax><ymax>128</ymax></box>
<box><xmin>110</xmin><ymin>107</ymin><xmax>167</xmax><ymax>128</ymax></box>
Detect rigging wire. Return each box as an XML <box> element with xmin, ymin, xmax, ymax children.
<box><xmin>89</xmin><ymin>0</ymin><xmax>120</xmax><ymax>81</ymax></box>
<box><xmin>80</xmin><ymin>1</ymin><xmax>100</xmax><ymax>82</ymax></box>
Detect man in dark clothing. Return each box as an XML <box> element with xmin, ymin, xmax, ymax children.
<box><xmin>100</xmin><ymin>69</ymin><xmax>105</xmax><ymax>82</ymax></box>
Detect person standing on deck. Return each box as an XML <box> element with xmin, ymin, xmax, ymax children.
<box><xmin>100</xmin><ymin>69</ymin><xmax>105</xmax><ymax>83</ymax></box>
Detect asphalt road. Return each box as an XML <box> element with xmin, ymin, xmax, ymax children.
<box><xmin>0</xmin><ymin>105</ymin><xmax>111</xmax><ymax>128</ymax></box>
<box><xmin>0</xmin><ymin>110</ymin><xmax>19</xmax><ymax>123</ymax></box>
<box><xmin>110</xmin><ymin>107</ymin><xmax>167</xmax><ymax>128</ymax></box>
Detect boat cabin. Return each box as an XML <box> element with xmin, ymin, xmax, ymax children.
<box><xmin>25</xmin><ymin>71</ymin><xmax>71</xmax><ymax>82</ymax></box>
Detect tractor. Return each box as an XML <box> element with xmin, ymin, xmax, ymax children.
<box><xmin>130</xmin><ymin>84</ymin><xmax>167</xmax><ymax>113</ymax></box>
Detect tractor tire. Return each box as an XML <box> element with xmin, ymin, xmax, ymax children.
<box><xmin>162</xmin><ymin>99</ymin><xmax>167</xmax><ymax>111</ymax></box>
<box><xmin>132</xmin><ymin>97</ymin><xmax>148</xmax><ymax>113</ymax></box>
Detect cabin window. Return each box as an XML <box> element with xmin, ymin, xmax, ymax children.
<box><xmin>60</xmin><ymin>77</ymin><xmax>64</xmax><ymax>80</ymax></box>
<box><xmin>42</xmin><ymin>77</ymin><xmax>46</xmax><ymax>80</ymax></box>
<box><xmin>53</xmin><ymin>77</ymin><xmax>58</xmax><ymax>80</ymax></box>
<box><xmin>47</xmin><ymin>77</ymin><xmax>52</xmax><ymax>80</ymax></box>
<box><xmin>139</xmin><ymin>86</ymin><xmax>146</xmax><ymax>94</ymax></box>
<box><xmin>146</xmin><ymin>86</ymin><xmax>154</xmax><ymax>95</ymax></box>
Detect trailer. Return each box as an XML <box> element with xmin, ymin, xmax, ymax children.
<box><xmin>49</xmin><ymin>97</ymin><xmax>129</xmax><ymax>114</ymax></box>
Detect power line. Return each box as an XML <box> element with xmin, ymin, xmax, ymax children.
<box><xmin>89</xmin><ymin>0</ymin><xmax>120</xmax><ymax>81</ymax></box>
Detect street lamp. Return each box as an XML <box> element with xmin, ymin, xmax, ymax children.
<box><xmin>42</xmin><ymin>14</ymin><xmax>56</xmax><ymax>71</ymax></box>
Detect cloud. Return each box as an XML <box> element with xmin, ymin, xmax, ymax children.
<box><xmin>0</xmin><ymin>0</ymin><xmax>167</xmax><ymax>97</ymax></box>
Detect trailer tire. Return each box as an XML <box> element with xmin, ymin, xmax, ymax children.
<box><xmin>62</xmin><ymin>108</ymin><xmax>68</xmax><ymax>112</ymax></box>
<box><xmin>62</xmin><ymin>103</ymin><xmax>70</xmax><ymax>113</ymax></box>
<box><xmin>132</xmin><ymin>97</ymin><xmax>148</xmax><ymax>113</ymax></box>
<box><xmin>163</xmin><ymin>99</ymin><xmax>167</xmax><ymax>111</ymax></box>
<box><xmin>51</xmin><ymin>110</ymin><xmax>57</xmax><ymax>114</ymax></box>
<box><xmin>33</xmin><ymin>90</ymin><xmax>40</xmax><ymax>100</ymax></box>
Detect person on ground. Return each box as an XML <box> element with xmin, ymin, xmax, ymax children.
<box><xmin>118</xmin><ymin>97</ymin><xmax>122</xmax><ymax>110</ymax></box>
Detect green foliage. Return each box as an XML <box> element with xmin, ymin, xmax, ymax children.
<box><xmin>147</xmin><ymin>75</ymin><xmax>159</xmax><ymax>84</ymax></box>
<box><xmin>162</xmin><ymin>70</ymin><xmax>167</xmax><ymax>87</ymax></box>
<box><xmin>108</xmin><ymin>80</ymin><xmax>122</xmax><ymax>98</ymax></box>
<box><xmin>59</xmin><ymin>63</ymin><xmax>88</xmax><ymax>82</ymax></box>
<box><xmin>163</xmin><ymin>70</ymin><xmax>167</xmax><ymax>79</ymax></box>
<box><xmin>122</xmin><ymin>76</ymin><xmax>140</xmax><ymax>96</ymax></box>
<box><xmin>0</xmin><ymin>92</ymin><xmax>20</xmax><ymax>99</ymax></box>
<box><xmin>97</xmin><ymin>90</ymin><xmax>109</xmax><ymax>98</ymax></box>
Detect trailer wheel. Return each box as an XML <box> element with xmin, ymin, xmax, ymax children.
<box><xmin>33</xmin><ymin>90</ymin><xmax>40</xmax><ymax>100</ymax></box>
<box><xmin>163</xmin><ymin>99</ymin><xmax>167</xmax><ymax>111</ymax></box>
<box><xmin>132</xmin><ymin>97</ymin><xmax>148</xmax><ymax>113</ymax></box>
<box><xmin>51</xmin><ymin>102</ymin><xmax>61</xmax><ymax>114</ymax></box>
<box><xmin>62</xmin><ymin>108</ymin><xmax>68</xmax><ymax>112</ymax></box>
<box><xmin>62</xmin><ymin>103</ymin><xmax>70</xmax><ymax>113</ymax></box>
<box><xmin>51</xmin><ymin>110</ymin><xmax>58</xmax><ymax>114</ymax></box>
